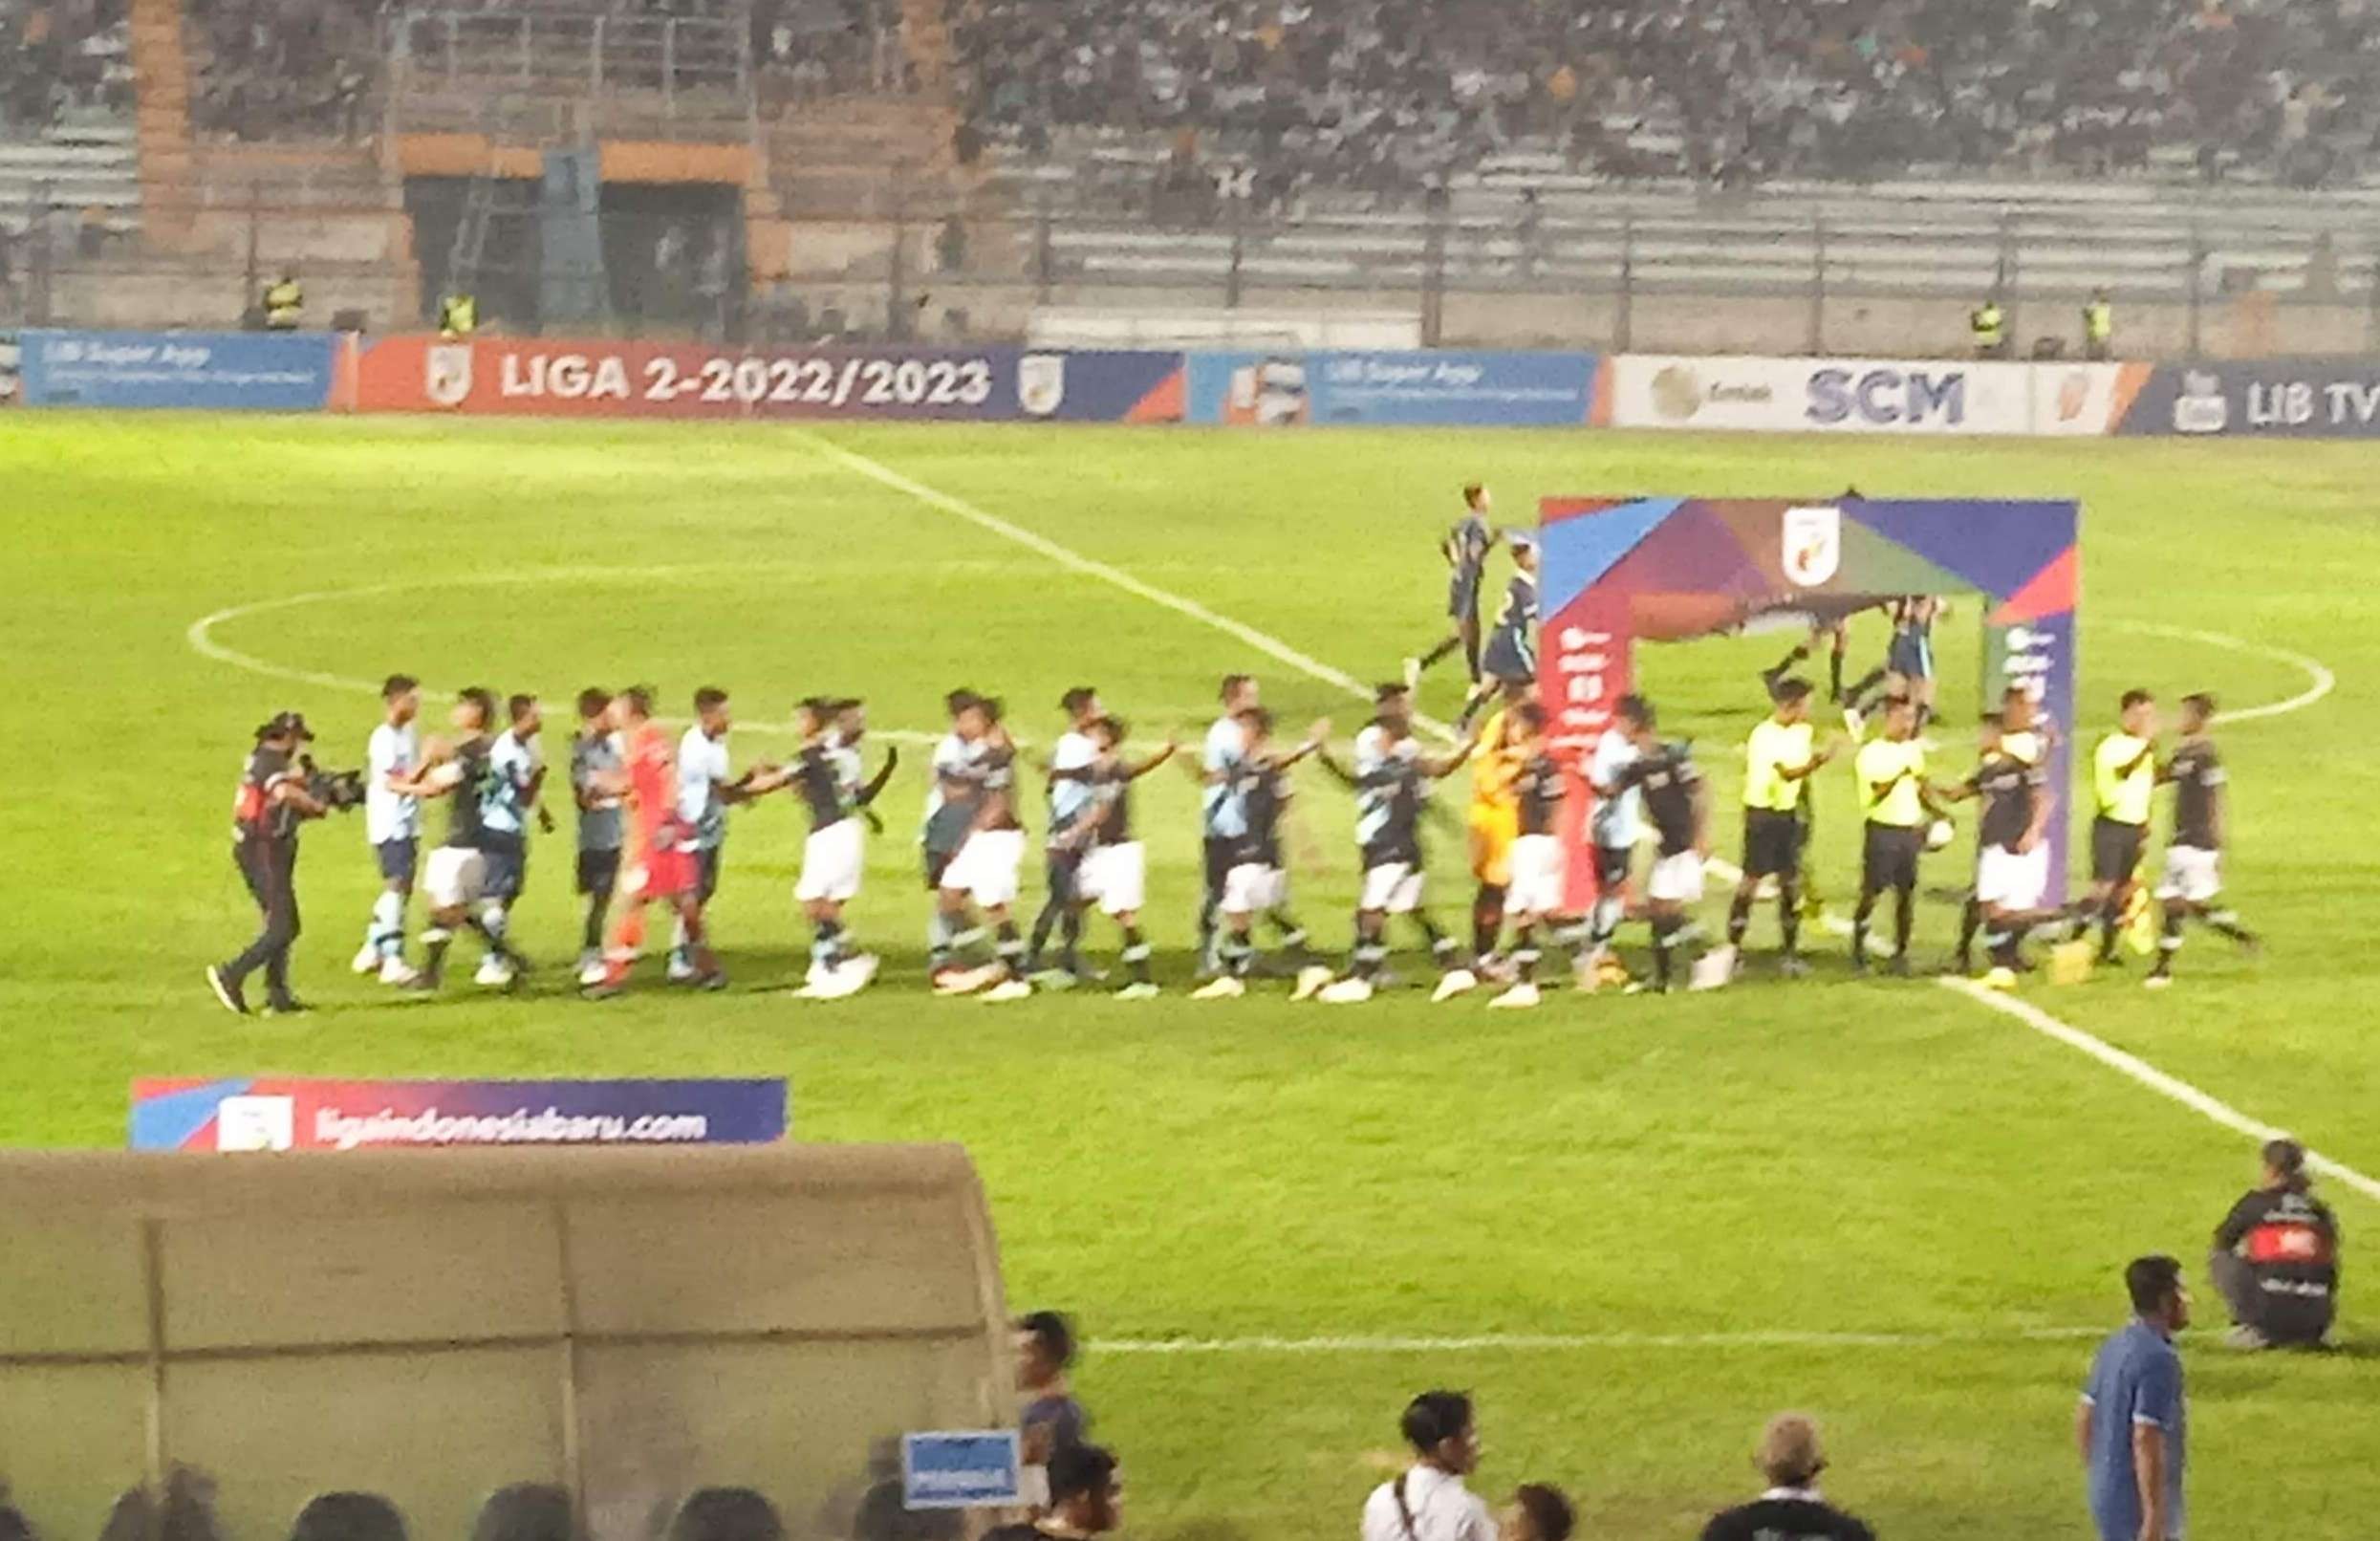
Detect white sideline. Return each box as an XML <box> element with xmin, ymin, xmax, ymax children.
<box><xmin>1093</xmin><ymin>1326</ymin><xmax>2105</xmax><ymax>1356</ymax></box>
<box><xmin>791</xmin><ymin>428</ymin><xmax>1456</xmax><ymax>736</ymax></box>
<box><xmin>2102</xmin><ymin>619</ymin><xmax>2335</xmax><ymax>725</ymax></box>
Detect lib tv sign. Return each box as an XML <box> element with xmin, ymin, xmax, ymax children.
<box><xmin>2121</xmin><ymin>361</ymin><xmax>2380</xmax><ymax>438</ymax></box>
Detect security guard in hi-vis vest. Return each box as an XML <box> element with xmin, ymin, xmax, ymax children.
<box><xmin>263</xmin><ymin>271</ymin><xmax>304</xmax><ymax>330</ymax></box>
<box><xmin>440</xmin><ymin>291</ymin><xmax>478</xmax><ymax>339</ymax></box>
<box><xmin>1970</xmin><ymin>297</ymin><xmax>2005</xmax><ymax>358</ymax></box>
<box><xmin>2084</xmin><ymin>290</ymin><xmax>2114</xmax><ymax>359</ymax></box>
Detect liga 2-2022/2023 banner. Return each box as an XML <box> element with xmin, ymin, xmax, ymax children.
<box><xmin>345</xmin><ymin>336</ymin><xmax>1189</xmax><ymax>422</ymax></box>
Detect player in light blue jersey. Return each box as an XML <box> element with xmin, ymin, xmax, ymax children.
<box><xmin>1194</xmin><ymin>673</ymin><xmax>1260</xmax><ymax>976</ymax></box>
<box><xmin>353</xmin><ymin>673</ymin><xmax>428</xmax><ymax>987</ymax></box>
<box><xmin>471</xmin><ymin>692</ymin><xmax>552</xmax><ymax>987</ymax></box>
<box><xmin>1027</xmin><ymin>685</ymin><xmax>1104</xmax><ymax>988</ymax></box>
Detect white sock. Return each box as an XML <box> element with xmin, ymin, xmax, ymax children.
<box><xmin>370</xmin><ymin>890</ymin><xmax>405</xmax><ymax>956</ymax></box>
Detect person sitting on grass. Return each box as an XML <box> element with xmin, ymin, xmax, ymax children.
<box><xmin>2211</xmin><ymin>1137</ymin><xmax>2340</xmax><ymax>1351</ymax></box>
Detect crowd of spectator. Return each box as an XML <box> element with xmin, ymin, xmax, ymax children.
<box><xmin>945</xmin><ymin>0</ymin><xmax>2380</xmax><ymax>210</ymax></box>
<box><xmin>0</xmin><ymin>0</ymin><xmax>132</xmax><ymax>137</ymax></box>
<box><xmin>187</xmin><ymin>0</ymin><xmax>376</xmax><ymax>141</ymax></box>
<box><xmin>753</xmin><ymin>0</ymin><xmax>908</xmax><ymax>104</ymax></box>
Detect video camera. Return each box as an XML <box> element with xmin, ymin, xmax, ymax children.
<box><xmin>300</xmin><ymin>754</ymin><xmax>369</xmax><ymax>813</ymax></box>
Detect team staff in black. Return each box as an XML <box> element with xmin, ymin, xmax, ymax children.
<box><xmin>2210</xmin><ymin>1138</ymin><xmax>2340</xmax><ymax>1350</ymax></box>
<box><xmin>207</xmin><ymin>712</ymin><xmax>331</xmax><ymax>1015</ymax></box>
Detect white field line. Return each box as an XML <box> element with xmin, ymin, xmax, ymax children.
<box><xmin>1093</xmin><ymin>1326</ymin><xmax>2105</xmax><ymax>1356</ymax></box>
<box><xmin>790</xmin><ymin>428</ymin><xmax>1455</xmax><ymax>737</ymax></box>
<box><xmin>2103</xmin><ymin>619</ymin><xmax>2335</xmax><ymax>725</ymax></box>
<box><xmin>805</xmin><ymin>435</ymin><xmax>2377</xmax><ymax>1207</ymax></box>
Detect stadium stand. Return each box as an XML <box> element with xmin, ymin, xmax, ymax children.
<box><xmin>947</xmin><ymin>0</ymin><xmax>2380</xmax><ymax>210</ymax></box>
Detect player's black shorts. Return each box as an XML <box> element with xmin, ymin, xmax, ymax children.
<box><xmin>2091</xmin><ymin>816</ymin><xmax>2148</xmax><ymax>884</ymax></box>
<box><xmin>576</xmin><ymin>845</ymin><xmax>620</xmax><ymax>898</ymax></box>
<box><xmin>481</xmin><ymin>833</ymin><xmax>528</xmax><ymax>902</ymax></box>
<box><xmin>1594</xmin><ymin>844</ymin><xmax>1633</xmax><ymax>889</ymax></box>
<box><xmin>1448</xmin><ymin>577</ymin><xmax>1481</xmax><ymax>621</ymax></box>
<box><xmin>1888</xmin><ymin>634</ymin><xmax>1934</xmax><ymax>681</ymax></box>
<box><xmin>375</xmin><ymin>837</ymin><xmax>418</xmax><ymax>886</ymax></box>
<box><xmin>1741</xmin><ymin>809</ymin><xmax>1805</xmax><ymax>879</ymax></box>
<box><xmin>1044</xmin><ymin>843</ymin><xmax>1084</xmax><ymax>900</ymax></box>
<box><xmin>1862</xmin><ymin>824</ymin><xmax>1923</xmax><ymax>892</ymax></box>
<box><xmin>1202</xmin><ymin>833</ymin><xmax>1235</xmax><ymax>899</ymax></box>
<box><xmin>1480</xmin><ymin>632</ymin><xmax>1535</xmax><ymax>685</ymax></box>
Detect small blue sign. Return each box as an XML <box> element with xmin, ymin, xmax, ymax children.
<box><xmin>1185</xmin><ymin>349</ymin><xmax>1597</xmax><ymax>425</ymax></box>
<box><xmin>901</xmin><ymin>1430</ymin><xmax>1022</xmax><ymax>1509</ymax></box>
<box><xmin>19</xmin><ymin>329</ymin><xmax>339</xmax><ymax>410</ymax></box>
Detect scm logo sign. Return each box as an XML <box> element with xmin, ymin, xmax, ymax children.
<box><xmin>1806</xmin><ymin>367</ymin><xmax>1966</xmax><ymax>427</ymax></box>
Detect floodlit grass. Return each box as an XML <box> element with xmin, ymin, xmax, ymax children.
<box><xmin>1</xmin><ymin>414</ymin><xmax>2374</xmax><ymax>1539</ymax></box>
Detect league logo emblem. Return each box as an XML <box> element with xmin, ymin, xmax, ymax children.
<box><xmin>1017</xmin><ymin>354</ymin><xmax>1066</xmax><ymax>418</ymax></box>
<box><xmin>215</xmin><ymin>1095</ymin><xmax>295</xmax><ymax>1152</ymax></box>
<box><xmin>425</xmin><ymin>343</ymin><xmax>474</xmax><ymax>408</ymax></box>
<box><xmin>1781</xmin><ymin>505</ymin><xmax>1841</xmax><ymax>588</ymax></box>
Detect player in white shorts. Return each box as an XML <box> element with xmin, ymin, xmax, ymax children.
<box><xmin>1069</xmin><ymin>716</ymin><xmax>1178</xmax><ymax>999</ymax></box>
<box><xmin>2147</xmin><ymin>692</ymin><xmax>2258</xmax><ymax>988</ymax></box>
<box><xmin>1303</xmin><ymin>710</ymin><xmax>1481</xmax><ymax>1005</ymax></box>
<box><xmin>1193</xmin><ymin>708</ymin><xmax>1330</xmax><ymax>1000</ymax></box>
<box><xmin>1600</xmin><ymin>701</ymin><xmax>1718</xmax><ymax>993</ymax></box>
<box><xmin>936</xmin><ymin>697</ymin><xmax>1036</xmax><ymax>1000</ymax></box>
<box><xmin>762</xmin><ymin>697</ymin><xmax>898</xmax><ymax>999</ymax></box>
<box><xmin>1487</xmin><ymin>703</ymin><xmax>1569</xmax><ymax>1009</ymax></box>
<box><xmin>1944</xmin><ymin>710</ymin><xmax>2054</xmax><ymax>990</ymax></box>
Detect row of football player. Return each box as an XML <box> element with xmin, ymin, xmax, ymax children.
<box><xmin>323</xmin><ymin>666</ymin><xmax>2251</xmax><ymax>1005</ymax></box>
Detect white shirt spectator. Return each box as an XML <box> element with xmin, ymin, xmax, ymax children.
<box><xmin>1360</xmin><ymin>1465</ymin><xmax>1495</xmax><ymax>1541</ymax></box>
<box><xmin>364</xmin><ymin>722</ymin><xmax>419</xmax><ymax>846</ymax></box>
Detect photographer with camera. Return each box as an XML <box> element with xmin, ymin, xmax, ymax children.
<box><xmin>207</xmin><ymin>711</ymin><xmax>338</xmax><ymax>1015</ymax></box>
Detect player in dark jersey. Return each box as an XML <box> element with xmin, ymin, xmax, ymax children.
<box><xmin>1939</xmin><ymin>711</ymin><xmax>2054</xmax><ymax>989</ymax></box>
<box><xmin>2147</xmin><ymin>692</ymin><xmax>2257</xmax><ymax>988</ymax></box>
<box><xmin>1069</xmin><ymin>717</ymin><xmax>1179</xmax><ymax>998</ymax></box>
<box><xmin>1405</xmin><ymin>481</ymin><xmax>1497</xmax><ymax>688</ymax></box>
<box><xmin>1192</xmin><ymin>708</ymin><xmax>1328</xmax><ymax>999</ymax></box>
<box><xmin>934</xmin><ymin>697</ymin><xmax>1036</xmax><ymax>999</ymax></box>
<box><xmin>762</xmin><ymin>697</ymin><xmax>898</xmax><ymax>1000</ymax></box>
<box><xmin>1603</xmin><ymin>703</ymin><xmax>1717</xmax><ymax>993</ymax></box>
<box><xmin>1459</xmin><ymin>532</ymin><xmax>1539</xmax><ymax>732</ymax></box>
<box><xmin>1026</xmin><ymin>686</ymin><xmax>1104</xmax><ymax>988</ymax></box>
<box><xmin>409</xmin><ymin>687</ymin><xmax>524</xmax><ymax>991</ymax></box>
<box><xmin>1486</xmin><ymin>703</ymin><xmax>1570</xmax><ymax>1009</ymax></box>
<box><xmin>1304</xmin><ymin>715</ymin><xmax>1482</xmax><ymax>1004</ymax></box>
<box><xmin>1953</xmin><ymin>686</ymin><xmax>2055</xmax><ymax>973</ymax></box>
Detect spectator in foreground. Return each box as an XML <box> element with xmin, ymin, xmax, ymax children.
<box><xmin>2211</xmin><ymin>1137</ymin><xmax>2340</xmax><ymax>1350</ymax></box>
<box><xmin>668</xmin><ymin>1490</ymin><xmax>784</xmax><ymax>1541</ymax></box>
<box><xmin>0</xmin><ymin>1487</ymin><xmax>32</xmax><ymax>1541</ymax></box>
<box><xmin>471</xmin><ymin>1486</ymin><xmax>572</xmax><ymax>1541</ymax></box>
<box><xmin>1498</xmin><ymin>1483</ymin><xmax>1572</xmax><ymax>1541</ymax></box>
<box><xmin>1016</xmin><ymin>1310</ymin><xmax>1089</xmax><ymax>1465</ymax></box>
<box><xmin>2078</xmin><ymin>1256</ymin><xmax>2191</xmax><ymax>1541</ymax></box>
<box><xmin>1699</xmin><ymin>1414</ymin><xmax>1873</xmax><ymax>1541</ymax></box>
<box><xmin>1361</xmin><ymin>1391</ymin><xmax>1496</xmax><ymax>1541</ymax></box>
<box><xmin>984</xmin><ymin>1443</ymin><xmax>1122</xmax><ymax>1541</ymax></box>
<box><xmin>290</xmin><ymin>1494</ymin><xmax>406</xmax><ymax>1541</ymax></box>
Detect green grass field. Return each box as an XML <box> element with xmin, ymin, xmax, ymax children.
<box><xmin>3</xmin><ymin>413</ymin><xmax>2376</xmax><ymax>1540</ymax></box>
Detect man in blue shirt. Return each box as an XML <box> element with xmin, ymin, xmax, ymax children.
<box><xmin>2079</xmin><ymin>1255</ymin><xmax>2191</xmax><ymax>1541</ymax></box>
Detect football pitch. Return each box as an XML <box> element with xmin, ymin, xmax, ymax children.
<box><xmin>3</xmin><ymin>413</ymin><xmax>2376</xmax><ymax>1539</ymax></box>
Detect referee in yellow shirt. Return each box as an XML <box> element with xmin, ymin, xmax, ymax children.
<box><xmin>1851</xmin><ymin>696</ymin><xmax>1938</xmax><ymax>974</ymax></box>
<box><xmin>1725</xmin><ymin>679</ymin><xmax>1838</xmax><ymax>978</ymax></box>
<box><xmin>2076</xmin><ymin>689</ymin><xmax>2160</xmax><ymax>964</ymax></box>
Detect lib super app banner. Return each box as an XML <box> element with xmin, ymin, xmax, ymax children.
<box><xmin>130</xmin><ymin>1076</ymin><xmax>788</xmax><ymax>1151</ymax></box>
<box><xmin>18</xmin><ymin>329</ymin><xmax>341</xmax><ymax>410</ymax></box>
<box><xmin>348</xmin><ymin>336</ymin><xmax>1184</xmax><ymax>422</ymax></box>
<box><xmin>1184</xmin><ymin>350</ymin><xmax>1598</xmax><ymax>425</ymax></box>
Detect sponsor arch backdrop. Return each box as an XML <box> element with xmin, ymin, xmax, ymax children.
<box><xmin>1536</xmin><ymin>495</ymin><xmax>2081</xmax><ymax>912</ymax></box>
<box><xmin>346</xmin><ymin>335</ymin><xmax>1188</xmax><ymax>421</ymax></box>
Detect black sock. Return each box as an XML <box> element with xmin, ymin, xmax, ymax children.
<box><xmin>1893</xmin><ymin>885</ymin><xmax>1915</xmax><ymax>957</ymax></box>
<box><xmin>1352</xmin><ymin>921</ymin><xmax>1385</xmax><ymax>981</ymax></box>
<box><xmin>1652</xmin><ymin>915</ymin><xmax>1678</xmax><ymax>987</ymax></box>
<box><xmin>1726</xmin><ymin>890</ymin><xmax>1753</xmax><ymax>946</ymax></box>
<box><xmin>1828</xmin><ymin>640</ymin><xmax>1847</xmax><ymax>703</ymax></box>
<box><xmin>1778</xmin><ymin>878</ymin><xmax>1802</xmax><ymax>954</ymax></box>
<box><xmin>1418</xmin><ymin>632</ymin><xmax>1462</xmax><ymax>669</ymax></box>
<box><xmin>1266</xmin><ymin>908</ymin><xmax>1309</xmax><ymax>955</ymax></box>
<box><xmin>1956</xmin><ymin>895</ymin><xmax>1981</xmax><ymax>965</ymax></box>
<box><xmin>1120</xmin><ymin>925</ymin><xmax>1152</xmax><ymax>985</ymax></box>
<box><xmin>1028</xmin><ymin>893</ymin><xmax>1065</xmax><ymax>964</ymax></box>
<box><xmin>2205</xmin><ymin>907</ymin><xmax>2256</xmax><ymax>945</ymax></box>
<box><xmin>2099</xmin><ymin>898</ymin><xmax>2123</xmax><ymax>960</ymax></box>
<box><xmin>1196</xmin><ymin>884</ymin><xmax>1220</xmax><ymax>966</ymax></box>
<box><xmin>1223</xmin><ymin>929</ymin><xmax>1255</xmax><ymax>978</ymax></box>
<box><xmin>423</xmin><ymin>930</ymin><xmax>452</xmax><ymax>987</ymax></box>
<box><xmin>1473</xmin><ymin>886</ymin><xmax>1505</xmax><ymax>958</ymax></box>
<box><xmin>1845</xmin><ymin>667</ymin><xmax>1887</xmax><ymax>709</ymax></box>
<box><xmin>1513</xmin><ymin>922</ymin><xmax>1538</xmax><ymax>984</ymax></box>
<box><xmin>1851</xmin><ymin>893</ymin><xmax>1876</xmax><ymax>963</ymax></box>
<box><xmin>994</xmin><ymin>921</ymin><xmax>1025</xmax><ymax>979</ymax></box>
